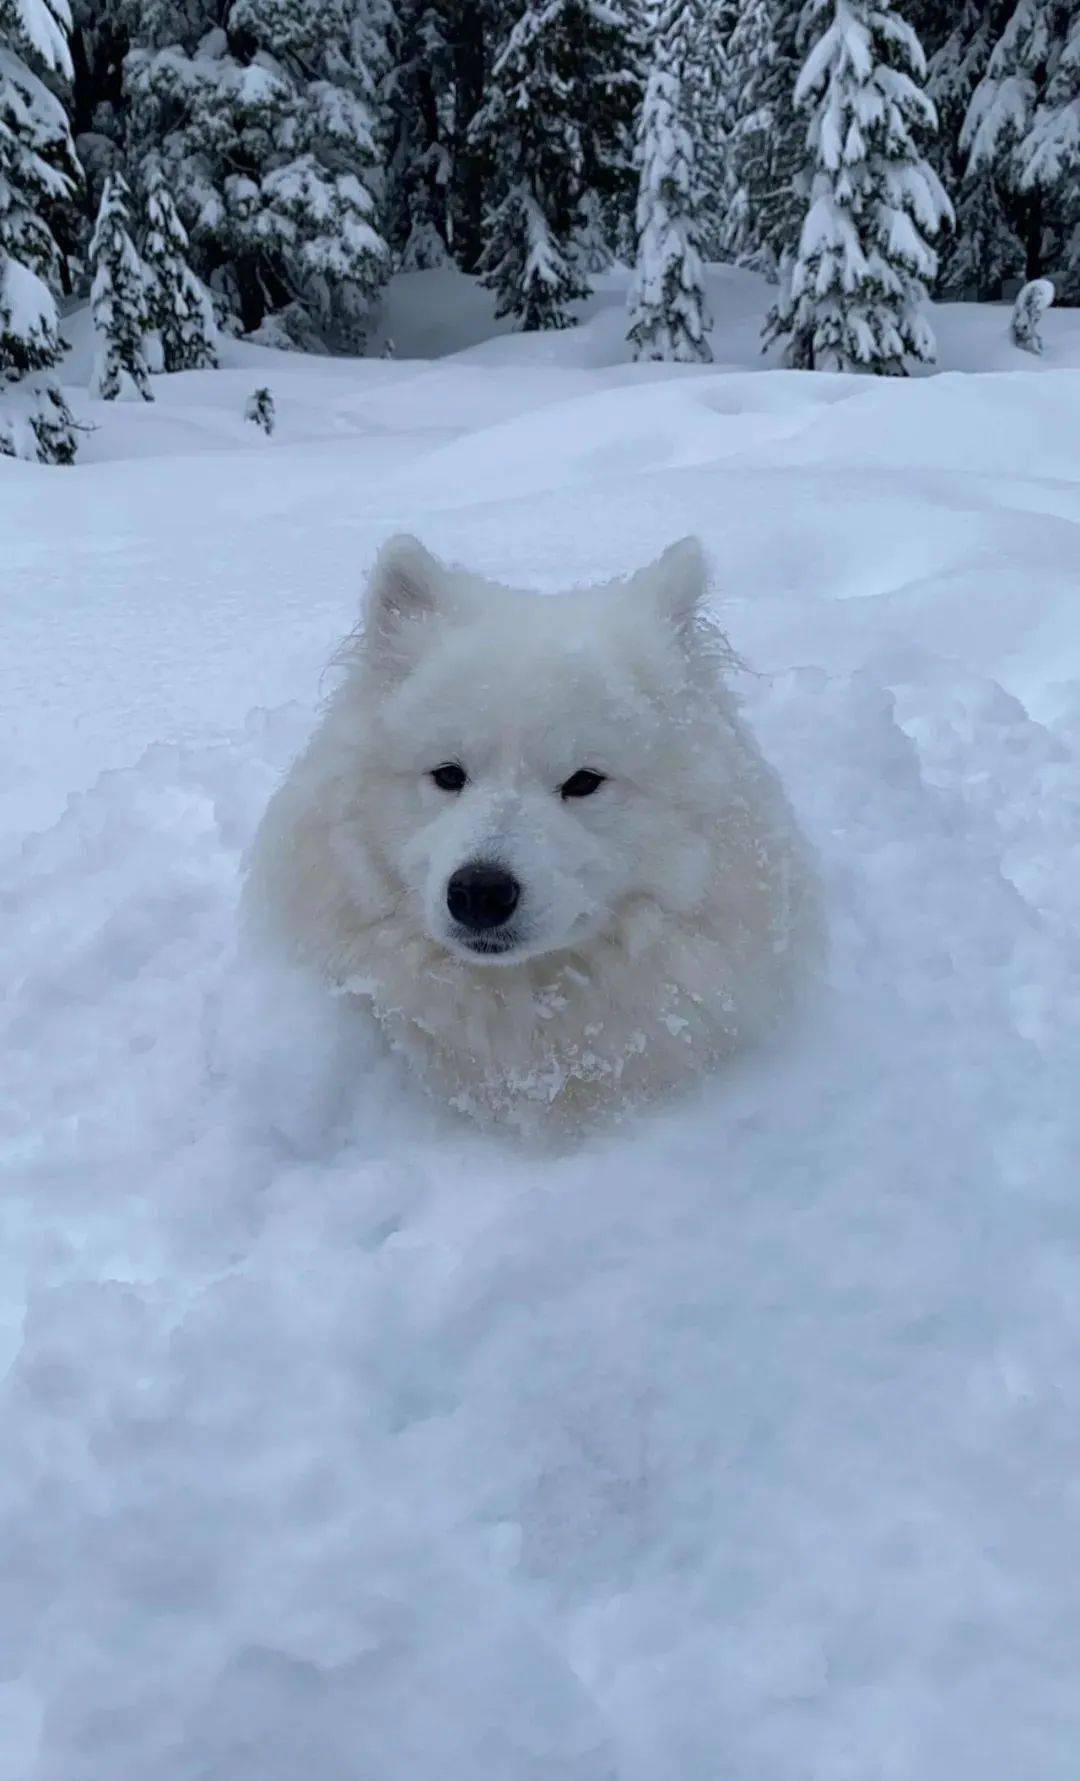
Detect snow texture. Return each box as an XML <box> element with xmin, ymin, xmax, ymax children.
<box><xmin>4</xmin><ymin>262</ymin><xmax>1080</xmax><ymax>1778</ymax></box>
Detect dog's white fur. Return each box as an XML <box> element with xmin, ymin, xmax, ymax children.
<box><xmin>243</xmin><ymin>536</ymin><xmax>822</xmax><ymax>1133</ymax></box>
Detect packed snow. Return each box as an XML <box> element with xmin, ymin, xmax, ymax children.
<box><xmin>4</xmin><ymin>265</ymin><xmax>1080</xmax><ymax>1778</ymax></box>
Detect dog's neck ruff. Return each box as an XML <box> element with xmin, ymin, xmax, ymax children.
<box><xmin>332</xmin><ymin>890</ymin><xmax>796</xmax><ymax>1136</ymax></box>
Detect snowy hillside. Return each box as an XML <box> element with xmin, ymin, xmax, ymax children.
<box><xmin>4</xmin><ymin>268</ymin><xmax>1080</xmax><ymax>1779</ymax></box>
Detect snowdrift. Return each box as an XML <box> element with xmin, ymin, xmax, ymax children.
<box><xmin>4</xmin><ymin>268</ymin><xmax>1080</xmax><ymax>1778</ymax></box>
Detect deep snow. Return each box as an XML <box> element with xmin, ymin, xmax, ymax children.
<box><xmin>3</xmin><ymin>264</ymin><xmax>1080</xmax><ymax>1778</ymax></box>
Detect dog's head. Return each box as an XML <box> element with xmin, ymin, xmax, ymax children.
<box><xmin>350</xmin><ymin>535</ymin><xmax>727</xmax><ymax>968</ymax></box>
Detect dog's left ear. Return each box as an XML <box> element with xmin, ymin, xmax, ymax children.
<box><xmin>635</xmin><ymin>536</ymin><xmax>708</xmax><ymax>643</ymax></box>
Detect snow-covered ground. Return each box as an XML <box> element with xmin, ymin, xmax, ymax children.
<box><xmin>4</xmin><ymin>265</ymin><xmax>1080</xmax><ymax>1778</ymax></box>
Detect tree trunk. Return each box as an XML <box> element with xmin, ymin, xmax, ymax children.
<box><xmin>1023</xmin><ymin>193</ymin><xmax>1043</xmax><ymax>282</ymax></box>
<box><xmin>450</xmin><ymin>1</ymin><xmax>488</xmax><ymax>271</ymax></box>
<box><xmin>416</xmin><ymin>66</ymin><xmax>448</xmax><ymax>248</ymax></box>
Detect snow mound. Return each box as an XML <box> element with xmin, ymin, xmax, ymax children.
<box><xmin>4</xmin><ymin>651</ymin><xmax>1080</xmax><ymax>1778</ymax></box>
<box><xmin>8</xmin><ymin>272</ymin><xmax>1080</xmax><ymax>1775</ymax></box>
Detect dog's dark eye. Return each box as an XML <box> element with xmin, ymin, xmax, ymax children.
<box><xmin>561</xmin><ymin>769</ymin><xmax>606</xmax><ymax>799</ymax></box>
<box><xmin>431</xmin><ymin>762</ymin><xmax>466</xmax><ymax>792</ymax></box>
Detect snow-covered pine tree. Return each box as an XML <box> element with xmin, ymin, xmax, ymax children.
<box><xmin>1009</xmin><ymin>6</ymin><xmax>1080</xmax><ymax>294</ymax></box>
<box><xmin>943</xmin><ymin>167</ymin><xmax>1026</xmax><ymax>298</ymax></box>
<box><xmin>68</xmin><ymin>0</ymin><xmax>128</xmax><ymax>228</ymax></box>
<box><xmin>765</xmin><ymin>0</ymin><xmax>952</xmax><ymax>375</ymax></box>
<box><xmin>0</xmin><ymin>0</ymin><xmax>80</xmax><ymax>463</ymax></box>
<box><xmin>719</xmin><ymin>0</ymin><xmax>804</xmax><ymax>275</ymax></box>
<box><xmin>386</xmin><ymin>0</ymin><xmax>452</xmax><ymax>269</ymax></box>
<box><xmin>443</xmin><ymin>0</ymin><xmax>489</xmax><ymax>272</ymax></box>
<box><xmin>1020</xmin><ymin>13</ymin><xmax>1080</xmax><ymax>192</ymax></box>
<box><xmin>89</xmin><ymin>168</ymin><xmax>153</xmax><ymax>398</ymax></box>
<box><xmin>962</xmin><ymin>1</ymin><xmax>1078</xmax><ymax>285</ymax></box>
<box><xmin>627</xmin><ymin>0</ymin><xmax>712</xmax><ymax>362</ymax></box>
<box><xmin>141</xmin><ymin>156</ymin><xmax>217</xmax><ymax>370</ymax></box>
<box><xmin>962</xmin><ymin>2</ymin><xmax>1048</xmax><ymax>185</ymax></box>
<box><xmin>927</xmin><ymin>1</ymin><xmax>1024</xmax><ymax>297</ymax></box>
<box><xmin>580</xmin><ymin>0</ymin><xmax>645</xmax><ymax>261</ymax></box>
<box><xmin>573</xmin><ymin>189</ymin><xmax>614</xmax><ymax>273</ymax></box>
<box><xmin>470</xmin><ymin>4</ymin><xmax>586</xmax><ymax>330</ymax></box>
<box><xmin>472</xmin><ymin>0</ymin><xmax>640</xmax><ymax>330</ymax></box>
<box><xmin>686</xmin><ymin>0</ymin><xmax>736</xmax><ymax>262</ymax></box>
<box><xmin>123</xmin><ymin>0</ymin><xmax>391</xmax><ymax>348</ymax></box>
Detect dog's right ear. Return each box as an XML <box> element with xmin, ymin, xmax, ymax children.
<box><xmin>363</xmin><ymin>534</ymin><xmax>445</xmax><ymax>674</ymax></box>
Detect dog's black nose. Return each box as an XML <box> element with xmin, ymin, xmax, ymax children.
<box><xmin>446</xmin><ymin>862</ymin><xmax>520</xmax><ymax>931</ymax></box>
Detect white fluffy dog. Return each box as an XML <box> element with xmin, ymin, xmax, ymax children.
<box><xmin>243</xmin><ymin>536</ymin><xmax>822</xmax><ymax>1133</ymax></box>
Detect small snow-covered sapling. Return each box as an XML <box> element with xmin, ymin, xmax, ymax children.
<box><xmin>89</xmin><ymin>171</ymin><xmax>155</xmax><ymax>402</ymax></box>
<box><xmin>245</xmin><ymin>387</ymin><xmax>276</xmax><ymax>435</ymax></box>
<box><xmin>1011</xmin><ymin>280</ymin><xmax>1055</xmax><ymax>356</ymax></box>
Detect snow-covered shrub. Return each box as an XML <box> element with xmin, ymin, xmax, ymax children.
<box><xmin>1012</xmin><ymin>278</ymin><xmax>1055</xmax><ymax>355</ymax></box>
<box><xmin>398</xmin><ymin>221</ymin><xmax>449</xmax><ymax>273</ymax></box>
<box><xmin>245</xmin><ymin>386</ymin><xmax>275</xmax><ymax>434</ymax></box>
<box><xmin>89</xmin><ymin>171</ymin><xmax>154</xmax><ymax>401</ymax></box>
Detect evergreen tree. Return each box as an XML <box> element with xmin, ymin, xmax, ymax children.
<box><xmin>1011</xmin><ymin>6</ymin><xmax>1080</xmax><ymax>292</ymax></box>
<box><xmin>962</xmin><ymin>1</ymin><xmax>1079</xmax><ymax>284</ymax></box>
<box><xmin>926</xmin><ymin>1</ymin><xmax>1023</xmax><ymax>297</ymax></box>
<box><xmin>765</xmin><ymin>0</ymin><xmax>952</xmax><ymax>375</ymax></box>
<box><xmin>245</xmin><ymin>382</ymin><xmax>275</xmax><ymax>429</ymax></box>
<box><xmin>944</xmin><ymin>167</ymin><xmax>1025</xmax><ymax>298</ymax></box>
<box><xmin>627</xmin><ymin>0</ymin><xmax>711</xmax><ymax>362</ymax></box>
<box><xmin>89</xmin><ymin>167</ymin><xmax>153</xmax><ymax>398</ymax></box>
<box><xmin>443</xmin><ymin>0</ymin><xmax>492</xmax><ymax>271</ymax></box>
<box><xmin>720</xmin><ymin>0</ymin><xmax>804</xmax><ymax>275</ymax></box>
<box><xmin>687</xmin><ymin>0</ymin><xmax>736</xmax><ymax>261</ymax></box>
<box><xmin>387</xmin><ymin>0</ymin><xmax>452</xmax><ymax>268</ymax></box>
<box><xmin>1021</xmin><ymin>12</ymin><xmax>1080</xmax><ymax>193</ymax></box>
<box><xmin>142</xmin><ymin>155</ymin><xmax>217</xmax><ymax>369</ymax></box>
<box><xmin>580</xmin><ymin>0</ymin><xmax>644</xmax><ymax>256</ymax></box>
<box><xmin>123</xmin><ymin>0</ymin><xmax>391</xmax><ymax>347</ymax></box>
<box><xmin>472</xmin><ymin>0</ymin><xmax>640</xmax><ymax>329</ymax></box>
<box><xmin>471</xmin><ymin>2</ymin><xmax>587</xmax><ymax>329</ymax></box>
<box><xmin>0</xmin><ymin>0</ymin><xmax>80</xmax><ymax>463</ymax></box>
<box><xmin>68</xmin><ymin>0</ymin><xmax>127</xmax><ymax>222</ymax></box>
<box><xmin>963</xmin><ymin>0</ymin><xmax>1050</xmax><ymax>180</ymax></box>
<box><xmin>572</xmin><ymin>188</ymin><xmax>614</xmax><ymax>272</ymax></box>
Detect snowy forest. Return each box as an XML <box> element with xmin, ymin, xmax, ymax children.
<box><xmin>4</xmin><ymin>0</ymin><xmax>1080</xmax><ymax>462</ymax></box>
